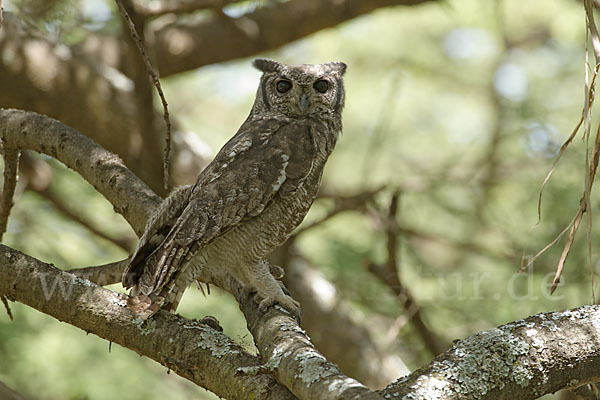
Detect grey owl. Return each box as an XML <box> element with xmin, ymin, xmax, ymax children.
<box><xmin>122</xmin><ymin>59</ymin><xmax>347</xmax><ymax>319</ymax></box>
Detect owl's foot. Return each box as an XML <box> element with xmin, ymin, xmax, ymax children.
<box><xmin>253</xmin><ymin>290</ymin><xmax>301</xmax><ymax>322</ymax></box>
<box><xmin>243</xmin><ymin>260</ymin><xmax>301</xmax><ymax>321</ymax></box>
<box><xmin>277</xmin><ymin>280</ymin><xmax>292</xmax><ymax>296</ymax></box>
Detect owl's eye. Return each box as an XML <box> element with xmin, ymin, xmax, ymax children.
<box><xmin>276</xmin><ymin>80</ymin><xmax>293</xmax><ymax>93</ymax></box>
<box><xmin>313</xmin><ymin>79</ymin><xmax>329</xmax><ymax>93</ymax></box>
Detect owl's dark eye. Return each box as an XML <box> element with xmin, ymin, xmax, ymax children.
<box><xmin>313</xmin><ymin>79</ymin><xmax>329</xmax><ymax>93</ymax></box>
<box><xmin>276</xmin><ymin>79</ymin><xmax>293</xmax><ymax>93</ymax></box>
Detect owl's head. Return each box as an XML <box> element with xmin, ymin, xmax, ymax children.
<box><xmin>251</xmin><ymin>59</ymin><xmax>346</xmax><ymax>118</ymax></box>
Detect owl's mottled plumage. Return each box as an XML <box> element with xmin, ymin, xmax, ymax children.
<box><xmin>123</xmin><ymin>59</ymin><xmax>347</xmax><ymax>319</ymax></box>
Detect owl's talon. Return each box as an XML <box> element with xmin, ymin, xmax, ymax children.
<box><xmin>255</xmin><ymin>293</ymin><xmax>301</xmax><ymax>322</ymax></box>
<box><xmin>277</xmin><ymin>280</ymin><xmax>292</xmax><ymax>296</ymax></box>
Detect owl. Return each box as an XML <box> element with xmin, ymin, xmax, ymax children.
<box><xmin>122</xmin><ymin>59</ymin><xmax>347</xmax><ymax>319</ymax></box>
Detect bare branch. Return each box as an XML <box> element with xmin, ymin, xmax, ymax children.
<box><xmin>232</xmin><ymin>279</ymin><xmax>384</xmax><ymax>400</ymax></box>
<box><xmin>0</xmin><ymin>245</ymin><xmax>296</xmax><ymax>400</ymax></box>
<box><xmin>367</xmin><ymin>262</ymin><xmax>446</xmax><ymax>356</ymax></box>
<box><xmin>586</xmin><ymin>0</ymin><xmax>600</xmax><ymax>63</ymax></box>
<box><xmin>366</xmin><ymin>191</ymin><xmax>447</xmax><ymax>356</ymax></box>
<box><xmin>0</xmin><ymin>142</ymin><xmax>19</xmax><ymax>240</ymax></box>
<box><xmin>0</xmin><ymin>109</ymin><xmax>161</xmax><ymax>236</ymax></box>
<box><xmin>275</xmin><ymin>246</ymin><xmax>410</xmax><ymax>389</ymax></box>
<box><xmin>380</xmin><ymin>305</ymin><xmax>600</xmax><ymax>399</ymax></box>
<box><xmin>154</xmin><ymin>0</ymin><xmax>438</xmax><ymax>77</ymax></box>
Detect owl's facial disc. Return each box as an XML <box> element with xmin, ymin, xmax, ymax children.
<box><xmin>256</xmin><ymin>61</ymin><xmax>345</xmax><ymax>117</ymax></box>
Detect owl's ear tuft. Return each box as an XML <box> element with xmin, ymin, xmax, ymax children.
<box><xmin>253</xmin><ymin>58</ymin><xmax>281</xmax><ymax>73</ymax></box>
<box><xmin>327</xmin><ymin>62</ymin><xmax>347</xmax><ymax>76</ymax></box>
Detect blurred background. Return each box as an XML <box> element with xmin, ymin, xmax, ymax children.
<box><xmin>0</xmin><ymin>0</ymin><xmax>595</xmax><ymax>399</ymax></box>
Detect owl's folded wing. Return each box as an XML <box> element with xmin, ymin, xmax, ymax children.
<box><xmin>123</xmin><ymin>118</ymin><xmax>317</xmax><ymax>296</ymax></box>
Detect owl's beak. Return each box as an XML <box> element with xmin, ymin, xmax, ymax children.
<box><xmin>299</xmin><ymin>94</ymin><xmax>310</xmax><ymax>114</ymax></box>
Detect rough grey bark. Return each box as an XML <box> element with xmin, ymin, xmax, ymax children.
<box><xmin>0</xmin><ymin>109</ymin><xmax>383</xmax><ymax>399</ymax></box>
<box><xmin>380</xmin><ymin>305</ymin><xmax>600</xmax><ymax>399</ymax></box>
<box><xmin>0</xmin><ymin>244</ymin><xmax>295</xmax><ymax>400</ymax></box>
<box><xmin>272</xmin><ymin>243</ymin><xmax>410</xmax><ymax>389</ymax></box>
<box><xmin>0</xmin><ymin>108</ymin><xmax>159</xmax><ymax>236</ymax></box>
<box><xmin>233</xmin><ymin>280</ymin><xmax>383</xmax><ymax>400</ymax></box>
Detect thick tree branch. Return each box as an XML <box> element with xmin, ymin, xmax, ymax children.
<box><xmin>233</xmin><ymin>281</ymin><xmax>384</xmax><ymax>400</ymax></box>
<box><xmin>380</xmin><ymin>305</ymin><xmax>600</xmax><ymax>399</ymax></box>
<box><xmin>132</xmin><ymin>0</ymin><xmax>239</xmax><ymax>17</ymax></box>
<box><xmin>0</xmin><ymin>109</ymin><xmax>160</xmax><ymax>236</ymax></box>
<box><xmin>0</xmin><ymin>245</ymin><xmax>295</xmax><ymax>400</ymax></box>
<box><xmin>278</xmin><ymin>247</ymin><xmax>410</xmax><ymax>389</ymax></box>
<box><xmin>153</xmin><ymin>0</ymin><xmax>438</xmax><ymax>77</ymax></box>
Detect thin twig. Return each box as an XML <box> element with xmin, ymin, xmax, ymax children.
<box><xmin>115</xmin><ymin>0</ymin><xmax>172</xmax><ymax>191</ymax></box>
<box><xmin>0</xmin><ymin>142</ymin><xmax>20</xmax><ymax>241</ymax></box>
<box><xmin>0</xmin><ymin>0</ymin><xmax>4</xmax><ymax>30</ymax></box>
<box><xmin>528</xmin><ymin>3</ymin><xmax>600</xmax><ymax>293</ymax></box>
<box><xmin>544</xmin><ymin>3</ymin><xmax>600</xmax><ymax>296</ymax></box>
<box><xmin>386</xmin><ymin>190</ymin><xmax>400</xmax><ymax>277</ymax></box>
<box><xmin>584</xmin><ymin>0</ymin><xmax>600</xmax><ymax>303</ymax></box>
<box><xmin>525</xmin><ymin>68</ymin><xmax>599</xmax><ymax>271</ymax></box>
<box><xmin>586</xmin><ymin>0</ymin><xmax>600</xmax><ymax>63</ymax></box>
<box><xmin>536</xmin><ymin>112</ymin><xmax>584</xmax><ymax>224</ymax></box>
<box><xmin>366</xmin><ymin>191</ymin><xmax>447</xmax><ymax>356</ymax></box>
<box><xmin>1</xmin><ymin>296</ymin><xmax>12</xmax><ymax>320</ymax></box>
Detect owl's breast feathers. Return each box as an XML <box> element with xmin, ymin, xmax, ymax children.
<box><xmin>122</xmin><ymin>116</ymin><xmax>338</xmax><ymax>297</ymax></box>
